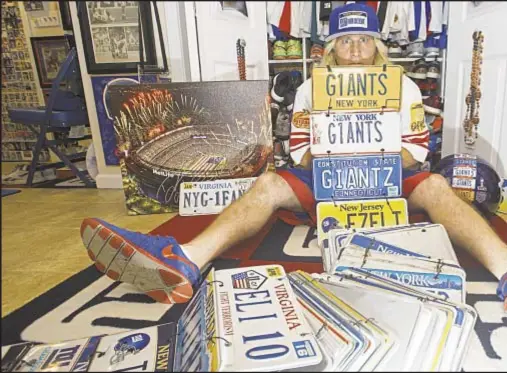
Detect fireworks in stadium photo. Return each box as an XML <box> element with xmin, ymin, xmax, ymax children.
<box><xmin>108</xmin><ymin>81</ymin><xmax>273</xmax><ymax>215</ymax></box>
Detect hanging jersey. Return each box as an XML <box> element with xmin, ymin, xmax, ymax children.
<box><xmin>289</xmin><ymin>75</ymin><xmax>429</xmax><ymax>165</ymax></box>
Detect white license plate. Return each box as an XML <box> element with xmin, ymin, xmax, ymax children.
<box><xmin>310</xmin><ymin>111</ymin><xmax>401</xmax><ymax>156</ymax></box>
<box><xmin>214</xmin><ymin>265</ymin><xmax>323</xmax><ymax>371</ymax></box>
<box><xmin>179</xmin><ymin>178</ymin><xmax>256</xmax><ymax>216</ymax></box>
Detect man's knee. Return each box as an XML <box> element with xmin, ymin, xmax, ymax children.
<box><xmin>423</xmin><ymin>173</ymin><xmax>451</xmax><ymax>192</ymax></box>
<box><xmin>253</xmin><ymin>171</ymin><xmax>286</xmax><ymax>194</ymax></box>
<box><xmin>413</xmin><ymin>173</ymin><xmax>453</xmax><ymax>201</ymax></box>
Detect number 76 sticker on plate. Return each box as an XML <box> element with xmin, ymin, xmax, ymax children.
<box><xmin>316</xmin><ymin>198</ymin><xmax>408</xmax><ymax>248</ymax></box>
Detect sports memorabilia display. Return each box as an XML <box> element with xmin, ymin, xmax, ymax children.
<box><xmin>1</xmin><ymin>323</ymin><xmax>177</xmax><ymax>372</ymax></box>
<box><xmin>434</xmin><ymin>153</ymin><xmax>502</xmax><ymax>215</ymax></box>
<box><xmin>108</xmin><ymin>81</ymin><xmax>273</xmax><ymax>215</ymax></box>
<box><xmin>0</xmin><ymin>265</ymin><xmax>324</xmax><ymax>372</ymax></box>
<box><xmin>312</xmin><ymin>65</ymin><xmax>403</xmax><ymax>112</ymax></box>
<box><xmin>1</xmin><ymin>1</ymin><xmax>49</xmax><ymax>163</ymax></box>
<box><xmin>310</xmin><ymin>62</ymin><xmax>408</xmax><ymax>253</ymax></box>
<box><xmin>310</xmin><ymin>111</ymin><xmax>402</xmax><ymax>156</ymax></box>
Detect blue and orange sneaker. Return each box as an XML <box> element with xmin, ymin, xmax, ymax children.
<box><xmin>80</xmin><ymin>218</ymin><xmax>200</xmax><ymax>304</ymax></box>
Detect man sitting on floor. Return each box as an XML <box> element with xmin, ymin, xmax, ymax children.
<box><xmin>80</xmin><ymin>4</ymin><xmax>507</xmax><ymax>308</ymax></box>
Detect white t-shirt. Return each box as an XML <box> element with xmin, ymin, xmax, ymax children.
<box><xmin>289</xmin><ymin>75</ymin><xmax>429</xmax><ymax>166</ymax></box>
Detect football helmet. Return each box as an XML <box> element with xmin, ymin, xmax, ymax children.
<box><xmin>434</xmin><ymin>153</ymin><xmax>502</xmax><ymax>214</ymax></box>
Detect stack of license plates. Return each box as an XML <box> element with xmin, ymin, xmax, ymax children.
<box><xmin>0</xmin><ymin>265</ymin><xmax>326</xmax><ymax>372</ymax></box>
<box><xmin>310</xmin><ymin>66</ymin><xmax>410</xmax><ymax>248</ymax></box>
<box><xmin>300</xmin><ymin>221</ymin><xmax>478</xmax><ymax>371</ymax></box>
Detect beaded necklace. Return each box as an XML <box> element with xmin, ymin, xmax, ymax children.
<box><xmin>463</xmin><ymin>30</ymin><xmax>484</xmax><ymax>147</ymax></box>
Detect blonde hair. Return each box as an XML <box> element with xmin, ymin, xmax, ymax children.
<box><xmin>320</xmin><ymin>37</ymin><xmax>389</xmax><ymax>67</ymax></box>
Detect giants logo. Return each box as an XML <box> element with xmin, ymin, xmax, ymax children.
<box><xmin>292</xmin><ymin>111</ymin><xmax>310</xmax><ymax>129</ymax></box>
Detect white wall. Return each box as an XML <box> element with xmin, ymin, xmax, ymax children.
<box><xmin>69</xmin><ymin>2</ymin><xmax>192</xmax><ymax>188</ymax></box>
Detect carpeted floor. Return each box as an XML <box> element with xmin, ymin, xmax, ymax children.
<box><xmin>1</xmin><ymin>213</ymin><xmax>506</xmax><ymax>371</ymax></box>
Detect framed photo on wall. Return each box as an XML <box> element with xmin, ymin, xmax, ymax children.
<box><xmin>58</xmin><ymin>1</ymin><xmax>73</xmax><ymax>31</ymax></box>
<box><xmin>76</xmin><ymin>1</ymin><xmax>157</xmax><ymax>74</ymax></box>
<box><xmin>30</xmin><ymin>35</ymin><xmax>72</xmax><ymax>88</ymax></box>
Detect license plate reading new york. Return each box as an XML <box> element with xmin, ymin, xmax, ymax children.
<box><xmin>312</xmin><ymin>154</ymin><xmax>402</xmax><ymax>201</ymax></box>
<box><xmin>310</xmin><ymin>111</ymin><xmax>402</xmax><ymax>155</ymax></box>
<box><xmin>179</xmin><ymin>177</ymin><xmax>256</xmax><ymax>216</ymax></box>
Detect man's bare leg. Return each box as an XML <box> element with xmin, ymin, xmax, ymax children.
<box><xmin>184</xmin><ymin>172</ymin><xmax>305</xmax><ymax>269</ymax></box>
<box><xmin>408</xmin><ymin>174</ymin><xmax>507</xmax><ymax>280</ymax></box>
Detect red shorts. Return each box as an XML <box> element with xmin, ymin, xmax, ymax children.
<box><xmin>276</xmin><ymin>168</ymin><xmax>432</xmax><ymax>227</ymax></box>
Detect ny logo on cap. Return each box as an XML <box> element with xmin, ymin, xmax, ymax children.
<box><xmin>338</xmin><ymin>11</ymin><xmax>368</xmax><ymax>29</ymax></box>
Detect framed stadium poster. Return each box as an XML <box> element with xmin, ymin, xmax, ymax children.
<box><xmin>108</xmin><ymin>80</ymin><xmax>274</xmax><ymax>215</ymax></box>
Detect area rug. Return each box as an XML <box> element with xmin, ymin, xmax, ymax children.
<box><xmin>1</xmin><ymin>189</ymin><xmax>21</xmax><ymax>197</ymax></box>
<box><xmin>1</xmin><ymin>214</ymin><xmax>506</xmax><ymax>371</ymax></box>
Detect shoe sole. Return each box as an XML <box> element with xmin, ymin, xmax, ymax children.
<box><xmin>81</xmin><ymin>218</ymin><xmax>193</xmax><ymax>304</ymax></box>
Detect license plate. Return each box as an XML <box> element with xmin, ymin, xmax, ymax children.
<box><xmin>179</xmin><ymin>177</ymin><xmax>256</xmax><ymax>216</ymax></box>
<box><xmin>316</xmin><ymin>198</ymin><xmax>408</xmax><ymax>247</ymax></box>
<box><xmin>312</xmin><ymin>154</ymin><xmax>402</xmax><ymax>201</ymax></box>
<box><xmin>312</xmin><ymin>65</ymin><xmax>403</xmax><ymax>112</ymax></box>
<box><xmin>214</xmin><ymin>265</ymin><xmax>323</xmax><ymax>371</ymax></box>
<box><xmin>310</xmin><ymin>111</ymin><xmax>401</xmax><ymax>155</ymax></box>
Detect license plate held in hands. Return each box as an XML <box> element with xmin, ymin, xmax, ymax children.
<box><xmin>316</xmin><ymin>198</ymin><xmax>408</xmax><ymax>247</ymax></box>
<box><xmin>310</xmin><ymin>111</ymin><xmax>402</xmax><ymax>155</ymax></box>
<box><xmin>312</xmin><ymin>65</ymin><xmax>403</xmax><ymax>112</ymax></box>
<box><xmin>179</xmin><ymin>177</ymin><xmax>256</xmax><ymax>216</ymax></box>
<box><xmin>312</xmin><ymin>154</ymin><xmax>402</xmax><ymax>201</ymax></box>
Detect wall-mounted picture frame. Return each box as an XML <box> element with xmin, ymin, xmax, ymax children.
<box><xmin>30</xmin><ymin>35</ymin><xmax>72</xmax><ymax>88</ymax></box>
<box><xmin>58</xmin><ymin>0</ymin><xmax>73</xmax><ymax>31</ymax></box>
<box><xmin>76</xmin><ymin>1</ymin><xmax>157</xmax><ymax>74</ymax></box>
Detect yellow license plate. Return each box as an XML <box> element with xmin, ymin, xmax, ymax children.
<box><xmin>316</xmin><ymin>198</ymin><xmax>408</xmax><ymax>246</ymax></box>
<box><xmin>312</xmin><ymin>65</ymin><xmax>403</xmax><ymax>112</ymax></box>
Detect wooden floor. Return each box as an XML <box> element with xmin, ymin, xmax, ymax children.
<box><xmin>1</xmin><ymin>188</ymin><xmax>176</xmax><ymax>316</ymax></box>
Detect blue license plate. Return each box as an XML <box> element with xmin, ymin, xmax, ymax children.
<box><xmin>312</xmin><ymin>154</ymin><xmax>402</xmax><ymax>201</ymax></box>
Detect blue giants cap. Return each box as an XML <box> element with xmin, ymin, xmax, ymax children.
<box><xmin>326</xmin><ymin>3</ymin><xmax>380</xmax><ymax>42</ymax></box>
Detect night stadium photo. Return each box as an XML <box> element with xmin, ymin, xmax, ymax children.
<box><xmin>107</xmin><ymin>81</ymin><xmax>274</xmax><ymax>215</ymax></box>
